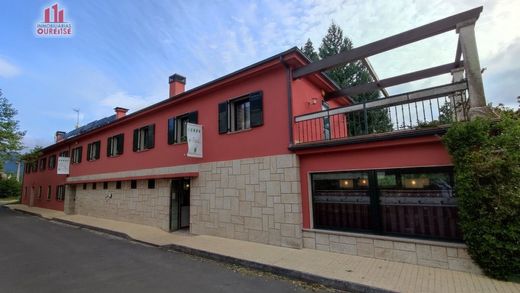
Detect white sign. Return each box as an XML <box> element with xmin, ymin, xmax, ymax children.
<box><xmin>57</xmin><ymin>156</ymin><xmax>70</xmax><ymax>175</ymax></box>
<box><xmin>186</xmin><ymin>123</ymin><xmax>203</xmax><ymax>158</ymax></box>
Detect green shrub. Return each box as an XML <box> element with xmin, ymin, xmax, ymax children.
<box><xmin>0</xmin><ymin>177</ymin><xmax>21</xmax><ymax>198</ymax></box>
<box><xmin>443</xmin><ymin>109</ymin><xmax>520</xmax><ymax>280</ymax></box>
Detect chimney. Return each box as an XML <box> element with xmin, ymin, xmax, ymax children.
<box><xmin>114</xmin><ymin>107</ymin><xmax>129</xmax><ymax>119</ymax></box>
<box><xmin>55</xmin><ymin>131</ymin><xmax>66</xmax><ymax>142</ymax></box>
<box><xmin>169</xmin><ymin>74</ymin><xmax>186</xmax><ymax>98</ymax></box>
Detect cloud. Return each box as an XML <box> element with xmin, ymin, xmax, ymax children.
<box><xmin>99</xmin><ymin>91</ymin><xmax>161</xmax><ymax>114</ymax></box>
<box><xmin>0</xmin><ymin>57</ymin><xmax>21</xmax><ymax>78</ymax></box>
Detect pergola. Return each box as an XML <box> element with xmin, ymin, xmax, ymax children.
<box><xmin>293</xmin><ymin>6</ymin><xmax>486</xmax><ymax>120</ymax></box>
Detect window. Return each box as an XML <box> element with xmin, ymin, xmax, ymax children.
<box><xmin>25</xmin><ymin>186</ymin><xmax>28</xmax><ymax>197</ymax></box>
<box><xmin>133</xmin><ymin>124</ymin><xmax>155</xmax><ymax>152</ymax></box>
<box><xmin>47</xmin><ymin>186</ymin><xmax>51</xmax><ymax>200</ymax></box>
<box><xmin>116</xmin><ymin>181</ymin><xmax>122</xmax><ymax>189</ymax></box>
<box><xmin>71</xmin><ymin>147</ymin><xmax>82</xmax><ymax>164</ymax></box>
<box><xmin>130</xmin><ymin>180</ymin><xmax>137</xmax><ymax>189</ymax></box>
<box><xmin>83</xmin><ymin>183</ymin><xmax>87</xmax><ymax>190</ymax></box>
<box><xmin>107</xmin><ymin>133</ymin><xmax>124</xmax><ymax>157</ymax></box>
<box><xmin>92</xmin><ymin>183</ymin><xmax>96</xmax><ymax>190</ymax></box>
<box><xmin>148</xmin><ymin>179</ymin><xmax>155</xmax><ymax>189</ymax></box>
<box><xmin>59</xmin><ymin>150</ymin><xmax>69</xmax><ymax>157</ymax></box>
<box><xmin>25</xmin><ymin>164</ymin><xmax>30</xmax><ymax>174</ymax></box>
<box><xmin>38</xmin><ymin>186</ymin><xmax>42</xmax><ymax>199</ymax></box>
<box><xmin>31</xmin><ymin>162</ymin><xmax>37</xmax><ymax>172</ymax></box>
<box><xmin>218</xmin><ymin>91</ymin><xmax>263</xmax><ymax>134</ymax></box>
<box><xmin>168</xmin><ymin>112</ymin><xmax>198</xmax><ymax>144</ymax></box>
<box><xmin>311</xmin><ymin>167</ymin><xmax>459</xmax><ymax>241</ymax></box>
<box><xmin>103</xmin><ymin>182</ymin><xmax>108</xmax><ymax>189</ymax></box>
<box><xmin>48</xmin><ymin>155</ymin><xmax>56</xmax><ymax>169</ymax></box>
<box><xmin>87</xmin><ymin>141</ymin><xmax>101</xmax><ymax>161</ymax></box>
<box><xmin>39</xmin><ymin>158</ymin><xmax>47</xmax><ymax>171</ymax></box>
<box><xmin>56</xmin><ymin>185</ymin><xmax>65</xmax><ymax>201</ymax></box>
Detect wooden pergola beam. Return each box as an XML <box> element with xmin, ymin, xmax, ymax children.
<box><xmin>293</xmin><ymin>6</ymin><xmax>482</xmax><ymax>79</ymax></box>
<box><xmin>325</xmin><ymin>62</ymin><xmax>464</xmax><ymax>100</ymax></box>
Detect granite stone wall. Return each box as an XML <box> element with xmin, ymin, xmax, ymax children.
<box><xmin>190</xmin><ymin>154</ymin><xmax>302</xmax><ymax>248</ymax></box>
<box><xmin>75</xmin><ymin>179</ymin><xmax>171</xmax><ymax>231</ymax></box>
<box><xmin>303</xmin><ymin>229</ymin><xmax>481</xmax><ymax>274</ymax></box>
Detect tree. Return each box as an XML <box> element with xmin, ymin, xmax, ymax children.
<box><xmin>301</xmin><ymin>23</ymin><xmax>393</xmax><ymax>136</ymax></box>
<box><xmin>0</xmin><ymin>90</ymin><xmax>25</xmax><ymax>170</ymax></box>
<box><xmin>300</xmin><ymin>39</ymin><xmax>319</xmax><ymax>62</ymax></box>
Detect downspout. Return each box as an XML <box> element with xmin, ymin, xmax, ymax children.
<box><xmin>280</xmin><ymin>56</ymin><xmax>294</xmax><ymax>147</ymax></box>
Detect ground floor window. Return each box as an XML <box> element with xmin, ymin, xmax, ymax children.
<box><xmin>56</xmin><ymin>185</ymin><xmax>65</xmax><ymax>201</ymax></box>
<box><xmin>311</xmin><ymin>167</ymin><xmax>461</xmax><ymax>241</ymax></box>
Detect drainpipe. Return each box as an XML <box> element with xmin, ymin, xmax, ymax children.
<box><xmin>281</xmin><ymin>56</ymin><xmax>294</xmax><ymax>147</ymax></box>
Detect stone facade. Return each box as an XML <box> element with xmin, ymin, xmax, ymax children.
<box><xmin>190</xmin><ymin>154</ymin><xmax>302</xmax><ymax>248</ymax></box>
<box><xmin>303</xmin><ymin>229</ymin><xmax>481</xmax><ymax>274</ymax></box>
<box><xmin>75</xmin><ymin>179</ymin><xmax>171</xmax><ymax>231</ymax></box>
<box><xmin>71</xmin><ymin>154</ymin><xmax>302</xmax><ymax>248</ymax></box>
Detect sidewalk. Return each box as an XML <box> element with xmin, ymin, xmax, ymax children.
<box><xmin>6</xmin><ymin>204</ymin><xmax>519</xmax><ymax>293</ymax></box>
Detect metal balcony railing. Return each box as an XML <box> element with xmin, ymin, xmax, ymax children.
<box><xmin>293</xmin><ymin>82</ymin><xmax>469</xmax><ymax>145</ymax></box>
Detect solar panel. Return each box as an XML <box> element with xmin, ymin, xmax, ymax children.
<box><xmin>63</xmin><ymin>114</ymin><xmax>117</xmax><ymax>139</ymax></box>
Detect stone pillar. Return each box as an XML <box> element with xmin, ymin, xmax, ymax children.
<box><xmin>457</xmin><ymin>22</ymin><xmax>487</xmax><ymax>119</ymax></box>
<box><xmin>64</xmin><ymin>184</ymin><xmax>76</xmax><ymax>215</ymax></box>
<box><xmin>450</xmin><ymin>68</ymin><xmax>467</xmax><ymax>121</ymax></box>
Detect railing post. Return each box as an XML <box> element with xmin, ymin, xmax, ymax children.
<box><xmin>363</xmin><ymin>103</ymin><xmax>369</xmax><ymax>134</ymax></box>
<box><xmin>457</xmin><ymin>21</ymin><xmax>488</xmax><ymax>119</ymax></box>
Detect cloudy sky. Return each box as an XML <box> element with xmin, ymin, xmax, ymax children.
<box><xmin>1</xmin><ymin>0</ymin><xmax>519</xmax><ymax>149</ymax></box>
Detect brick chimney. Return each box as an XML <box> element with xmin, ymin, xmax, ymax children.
<box><xmin>114</xmin><ymin>107</ymin><xmax>129</xmax><ymax>119</ymax></box>
<box><xmin>169</xmin><ymin>74</ymin><xmax>186</xmax><ymax>98</ymax></box>
<box><xmin>55</xmin><ymin>131</ymin><xmax>66</xmax><ymax>142</ymax></box>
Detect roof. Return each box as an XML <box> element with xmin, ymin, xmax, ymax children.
<box><xmin>41</xmin><ymin>47</ymin><xmax>339</xmax><ymax>152</ymax></box>
<box><xmin>63</xmin><ymin>115</ymin><xmax>117</xmax><ymax>140</ymax></box>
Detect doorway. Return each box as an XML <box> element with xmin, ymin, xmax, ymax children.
<box><xmin>170</xmin><ymin>179</ymin><xmax>190</xmax><ymax>231</ymax></box>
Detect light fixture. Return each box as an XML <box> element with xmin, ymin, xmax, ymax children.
<box><xmin>307</xmin><ymin>97</ymin><xmax>318</xmax><ymax>106</ymax></box>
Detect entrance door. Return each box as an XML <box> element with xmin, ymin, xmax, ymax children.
<box><xmin>170</xmin><ymin>179</ymin><xmax>190</xmax><ymax>231</ymax></box>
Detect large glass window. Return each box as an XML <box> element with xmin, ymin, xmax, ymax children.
<box><xmin>312</xmin><ymin>172</ymin><xmax>371</xmax><ymax>232</ymax></box>
<box><xmin>311</xmin><ymin>167</ymin><xmax>460</xmax><ymax>241</ymax></box>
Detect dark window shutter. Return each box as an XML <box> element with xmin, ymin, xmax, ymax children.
<box><xmin>133</xmin><ymin>128</ymin><xmax>139</xmax><ymax>152</ymax></box>
<box><xmin>107</xmin><ymin>137</ymin><xmax>113</xmax><ymax>157</ymax></box>
<box><xmin>250</xmin><ymin>91</ymin><xmax>263</xmax><ymax>127</ymax></box>
<box><xmin>87</xmin><ymin>144</ymin><xmax>92</xmax><ymax>161</ymax></box>
<box><xmin>117</xmin><ymin>134</ymin><xmax>124</xmax><ymax>155</ymax></box>
<box><xmin>78</xmin><ymin>147</ymin><xmax>82</xmax><ymax>163</ymax></box>
<box><xmin>188</xmin><ymin>111</ymin><xmax>198</xmax><ymax>124</ymax></box>
<box><xmin>95</xmin><ymin>141</ymin><xmax>100</xmax><ymax>159</ymax></box>
<box><xmin>168</xmin><ymin>117</ymin><xmax>176</xmax><ymax>145</ymax></box>
<box><xmin>218</xmin><ymin>102</ymin><xmax>228</xmax><ymax>134</ymax></box>
<box><xmin>146</xmin><ymin>124</ymin><xmax>155</xmax><ymax>149</ymax></box>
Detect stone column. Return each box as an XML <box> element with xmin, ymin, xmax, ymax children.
<box><xmin>457</xmin><ymin>21</ymin><xmax>487</xmax><ymax>119</ymax></box>
<box><xmin>64</xmin><ymin>184</ymin><xmax>76</xmax><ymax>215</ymax></box>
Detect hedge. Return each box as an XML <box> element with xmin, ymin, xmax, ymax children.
<box><xmin>443</xmin><ymin>109</ymin><xmax>520</xmax><ymax>280</ymax></box>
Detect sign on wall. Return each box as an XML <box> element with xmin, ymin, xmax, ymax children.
<box><xmin>186</xmin><ymin>123</ymin><xmax>203</xmax><ymax>158</ymax></box>
<box><xmin>57</xmin><ymin>156</ymin><xmax>70</xmax><ymax>175</ymax></box>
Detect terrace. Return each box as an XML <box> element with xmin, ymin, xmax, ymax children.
<box><xmin>290</xmin><ymin>7</ymin><xmax>486</xmax><ymax>149</ymax></box>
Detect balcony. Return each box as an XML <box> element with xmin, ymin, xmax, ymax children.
<box><xmin>292</xmin><ymin>82</ymin><xmax>469</xmax><ymax>148</ymax></box>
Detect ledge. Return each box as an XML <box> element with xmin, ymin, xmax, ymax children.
<box><xmin>303</xmin><ymin>228</ymin><xmax>467</xmax><ymax>249</ymax></box>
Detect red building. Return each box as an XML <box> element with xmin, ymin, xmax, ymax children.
<box><xmin>22</xmin><ymin>8</ymin><xmax>487</xmax><ymax>273</ymax></box>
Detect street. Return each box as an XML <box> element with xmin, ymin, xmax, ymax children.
<box><xmin>0</xmin><ymin>207</ymin><xmax>330</xmax><ymax>293</ymax></box>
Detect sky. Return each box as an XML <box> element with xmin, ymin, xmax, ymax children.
<box><xmin>1</xmin><ymin>0</ymin><xmax>519</xmax><ymax>149</ymax></box>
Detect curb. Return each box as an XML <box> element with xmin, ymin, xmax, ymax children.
<box><xmin>8</xmin><ymin>207</ymin><xmax>395</xmax><ymax>293</ymax></box>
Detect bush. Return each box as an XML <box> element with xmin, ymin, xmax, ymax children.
<box><xmin>0</xmin><ymin>177</ymin><xmax>21</xmax><ymax>198</ymax></box>
<box><xmin>443</xmin><ymin>108</ymin><xmax>520</xmax><ymax>280</ymax></box>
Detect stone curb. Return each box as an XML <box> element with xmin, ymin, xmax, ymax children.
<box><xmin>8</xmin><ymin>206</ymin><xmax>395</xmax><ymax>293</ymax></box>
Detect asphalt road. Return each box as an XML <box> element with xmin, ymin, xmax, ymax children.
<box><xmin>0</xmin><ymin>207</ymin><xmax>332</xmax><ymax>293</ymax></box>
